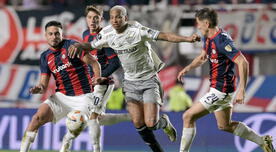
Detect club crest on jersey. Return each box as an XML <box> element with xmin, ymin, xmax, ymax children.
<box><xmin>62</xmin><ymin>54</ymin><xmax>66</xmax><ymax>59</ymax></box>
<box><xmin>225</xmin><ymin>44</ymin><xmax>232</xmax><ymax>52</ymax></box>
<box><xmin>212</xmin><ymin>49</ymin><xmax>216</xmax><ymax>54</ymax></box>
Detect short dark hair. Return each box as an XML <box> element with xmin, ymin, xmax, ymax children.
<box><xmin>45</xmin><ymin>21</ymin><xmax>62</xmax><ymax>30</ymax></box>
<box><xmin>85</xmin><ymin>5</ymin><xmax>103</xmax><ymax>16</ymax></box>
<box><xmin>195</xmin><ymin>8</ymin><xmax>218</xmax><ymax>28</ymax></box>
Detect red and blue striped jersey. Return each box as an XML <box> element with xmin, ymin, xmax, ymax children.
<box><xmin>82</xmin><ymin>29</ymin><xmax>120</xmax><ymax>77</ymax></box>
<box><xmin>203</xmin><ymin>29</ymin><xmax>241</xmax><ymax>93</ymax></box>
<box><xmin>40</xmin><ymin>39</ymin><xmax>92</xmax><ymax>96</ymax></box>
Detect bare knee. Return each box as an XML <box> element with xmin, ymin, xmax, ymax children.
<box><xmin>31</xmin><ymin>113</ymin><xmax>50</xmax><ymax>127</ymax></box>
<box><xmin>132</xmin><ymin>118</ymin><xmax>145</xmax><ymax>128</ymax></box>
<box><xmin>145</xmin><ymin>117</ymin><xmax>158</xmax><ymax>128</ymax></box>
<box><xmin>183</xmin><ymin>110</ymin><xmax>195</xmax><ymax>124</ymax></box>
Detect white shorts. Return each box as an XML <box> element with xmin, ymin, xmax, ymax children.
<box><xmin>92</xmin><ymin>84</ymin><xmax>114</xmax><ymax>115</ymax></box>
<box><xmin>44</xmin><ymin>92</ymin><xmax>94</xmax><ymax>123</ymax></box>
<box><xmin>199</xmin><ymin>88</ymin><xmax>234</xmax><ymax>113</ymax></box>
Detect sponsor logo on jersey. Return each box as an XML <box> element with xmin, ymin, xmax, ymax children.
<box><xmin>115</xmin><ymin>46</ymin><xmax>138</xmax><ymax>54</ymax></box>
<box><xmin>209</xmin><ymin>58</ymin><xmax>219</xmax><ymax>63</ymax></box>
<box><xmin>52</xmin><ymin>61</ymin><xmax>72</xmax><ymax>73</ymax></box>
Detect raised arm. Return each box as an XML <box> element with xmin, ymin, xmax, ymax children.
<box><xmin>157</xmin><ymin>32</ymin><xmax>201</xmax><ymax>43</ymax></box>
<box><xmin>68</xmin><ymin>42</ymin><xmax>93</xmax><ymax>58</ymax></box>
<box><xmin>177</xmin><ymin>50</ymin><xmax>207</xmax><ymax>82</ymax></box>
<box><xmin>29</xmin><ymin>74</ymin><xmax>50</xmax><ymax>94</ymax></box>
<box><xmin>233</xmin><ymin>54</ymin><xmax>249</xmax><ymax>104</ymax></box>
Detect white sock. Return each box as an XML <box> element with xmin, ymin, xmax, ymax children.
<box><xmin>180</xmin><ymin>128</ymin><xmax>196</xmax><ymax>152</ymax></box>
<box><xmin>233</xmin><ymin>122</ymin><xmax>264</xmax><ymax>145</ymax></box>
<box><xmin>98</xmin><ymin>113</ymin><xmax>131</xmax><ymax>126</ymax></box>
<box><xmin>20</xmin><ymin>131</ymin><xmax>37</xmax><ymax>152</ymax></box>
<box><xmin>60</xmin><ymin>131</ymin><xmax>75</xmax><ymax>152</ymax></box>
<box><xmin>88</xmin><ymin>119</ymin><xmax>102</xmax><ymax>152</ymax></box>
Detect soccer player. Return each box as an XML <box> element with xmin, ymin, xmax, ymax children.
<box><xmin>60</xmin><ymin>5</ymin><xmax>131</xmax><ymax>152</ymax></box>
<box><xmin>177</xmin><ymin>8</ymin><xmax>275</xmax><ymax>152</ymax></box>
<box><xmin>68</xmin><ymin>5</ymin><xmax>200</xmax><ymax>152</ymax></box>
<box><xmin>20</xmin><ymin>20</ymin><xmax>102</xmax><ymax>152</ymax></box>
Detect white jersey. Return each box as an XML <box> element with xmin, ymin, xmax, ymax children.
<box><xmin>91</xmin><ymin>21</ymin><xmax>165</xmax><ymax>81</ymax></box>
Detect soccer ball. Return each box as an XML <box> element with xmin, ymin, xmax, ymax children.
<box><xmin>66</xmin><ymin>110</ymin><xmax>88</xmax><ymax>134</ymax></box>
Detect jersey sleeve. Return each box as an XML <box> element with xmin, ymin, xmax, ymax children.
<box><xmin>90</xmin><ymin>33</ymin><xmax>108</xmax><ymax>49</ymax></box>
<box><xmin>140</xmin><ymin>25</ymin><xmax>160</xmax><ymax>41</ymax></box>
<box><xmin>202</xmin><ymin>37</ymin><xmax>208</xmax><ymax>52</ymax></box>
<box><xmin>40</xmin><ymin>52</ymin><xmax>51</xmax><ymax>75</ymax></box>
<box><xmin>218</xmin><ymin>35</ymin><xmax>241</xmax><ymax>61</ymax></box>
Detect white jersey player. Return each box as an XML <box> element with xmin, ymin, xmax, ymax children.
<box><xmin>69</xmin><ymin>5</ymin><xmax>200</xmax><ymax>152</ymax></box>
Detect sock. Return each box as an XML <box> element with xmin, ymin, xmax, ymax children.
<box><xmin>180</xmin><ymin>128</ymin><xmax>196</xmax><ymax>152</ymax></box>
<box><xmin>60</xmin><ymin>131</ymin><xmax>76</xmax><ymax>152</ymax></box>
<box><xmin>20</xmin><ymin>131</ymin><xmax>37</xmax><ymax>152</ymax></box>
<box><xmin>137</xmin><ymin>126</ymin><xmax>164</xmax><ymax>152</ymax></box>
<box><xmin>149</xmin><ymin>117</ymin><xmax>167</xmax><ymax>130</ymax></box>
<box><xmin>233</xmin><ymin>122</ymin><xmax>264</xmax><ymax>145</ymax></box>
<box><xmin>98</xmin><ymin>113</ymin><xmax>131</xmax><ymax>126</ymax></box>
<box><xmin>88</xmin><ymin>119</ymin><xmax>102</xmax><ymax>152</ymax></box>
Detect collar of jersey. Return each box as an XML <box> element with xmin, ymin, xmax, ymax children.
<box><xmin>208</xmin><ymin>28</ymin><xmax>221</xmax><ymax>40</ymax></box>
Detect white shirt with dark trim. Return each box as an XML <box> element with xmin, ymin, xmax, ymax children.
<box><xmin>91</xmin><ymin>21</ymin><xmax>161</xmax><ymax>81</ymax></box>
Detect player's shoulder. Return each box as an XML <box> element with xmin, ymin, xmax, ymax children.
<box><xmin>128</xmin><ymin>21</ymin><xmax>141</xmax><ymax>27</ymax></box>
<box><xmin>101</xmin><ymin>25</ymin><xmax>115</xmax><ymax>35</ymax></box>
<box><xmin>40</xmin><ymin>49</ymin><xmax>51</xmax><ymax>59</ymax></box>
<box><xmin>218</xmin><ymin>29</ymin><xmax>233</xmax><ymax>43</ymax></box>
<box><xmin>82</xmin><ymin>29</ymin><xmax>90</xmax><ymax>37</ymax></box>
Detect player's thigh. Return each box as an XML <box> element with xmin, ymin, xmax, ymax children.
<box><xmin>214</xmin><ymin>107</ymin><xmax>233</xmax><ymax>127</ymax></box>
<box><xmin>199</xmin><ymin>88</ymin><xmax>233</xmax><ymax>113</ymax></box>
<box><xmin>184</xmin><ymin>101</ymin><xmax>209</xmax><ymax>122</ymax></box>
<box><xmin>143</xmin><ymin>76</ymin><xmax>163</xmax><ymax>105</ymax></box>
<box><xmin>35</xmin><ymin>103</ymin><xmax>54</xmax><ymax>122</ymax></box>
<box><xmin>143</xmin><ymin>102</ymin><xmax>160</xmax><ymax>125</ymax></box>
<box><xmin>126</xmin><ymin>100</ymin><xmax>144</xmax><ymax>125</ymax></box>
<box><xmin>44</xmin><ymin>94</ymin><xmax>68</xmax><ymax>123</ymax></box>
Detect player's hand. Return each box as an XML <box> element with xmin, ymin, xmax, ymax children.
<box><xmin>29</xmin><ymin>85</ymin><xmax>44</xmax><ymax>94</ymax></box>
<box><xmin>234</xmin><ymin>89</ymin><xmax>245</xmax><ymax>104</ymax></box>
<box><xmin>92</xmin><ymin>77</ymin><xmax>108</xmax><ymax>86</ymax></box>
<box><xmin>177</xmin><ymin>67</ymin><xmax>190</xmax><ymax>83</ymax></box>
<box><xmin>68</xmin><ymin>43</ymin><xmax>82</xmax><ymax>58</ymax></box>
<box><xmin>188</xmin><ymin>34</ymin><xmax>201</xmax><ymax>43</ymax></box>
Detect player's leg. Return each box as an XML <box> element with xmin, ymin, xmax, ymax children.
<box><xmin>215</xmin><ymin>107</ymin><xmax>275</xmax><ymax>152</ymax></box>
<box><xmin>59</xmin><ymin>92</ymin><xmax>91</xmax><ymax>152</ymax></box>
<box><xmin>143</xmin><ymin>76</ymin><xmax>177</xmax><ymax>142</ymax></box>
<box><xmin>180</xmin><ymin>101</ymin><xmax>209</xmax><ymax>152</ymax></box>
<box><xmin>96</xmin><ymin>84</ymin><xmax>131</xmax><ymax>126</ymax></box>
<box><xmin>20</xmin><ymin>103</ymin><xmax>54</xmax><ymax>152</ymax></box>
<box><xmin>127</xmin><ymin>100</ymin><xmax>164</xmax><ymax>152</ymax></box>
<box><xmin>87</xmin><ymin>84</ymin><xmax>113</xmax><ymax>152</ymax></box>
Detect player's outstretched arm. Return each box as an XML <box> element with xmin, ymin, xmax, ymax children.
<box><xmin>157</xmin><ymin>32</ymin><xmax>201</xmax><ymax>43</ymax></box>
<box><xmin>29</xmin><ymin>74</ymin><xmax>50</xmax><ymax>94</ymax></box>
<box><xmin>68</xmin><ymin>42</ymin><xmax>94</xmax><ymax>58</ymax></box>
<box><xmin>177</xmin><ymin>50</ymin><xmax>207</xmax><ymax>82</ymax></box>
<box><xmin>233</xmin><ymin>54</ymin><xmax>249</xmax><ymax>104</ymax></box>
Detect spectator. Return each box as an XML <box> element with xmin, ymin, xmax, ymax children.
<box><xmin>107</xmin><ymin>74</ymin><xmax>125</xmax><ymax>110</ymax></box>
<box><xmin>168</xmin><ymin>81</ymin><xmax>192</xmax><ymax>112</ymax></box>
